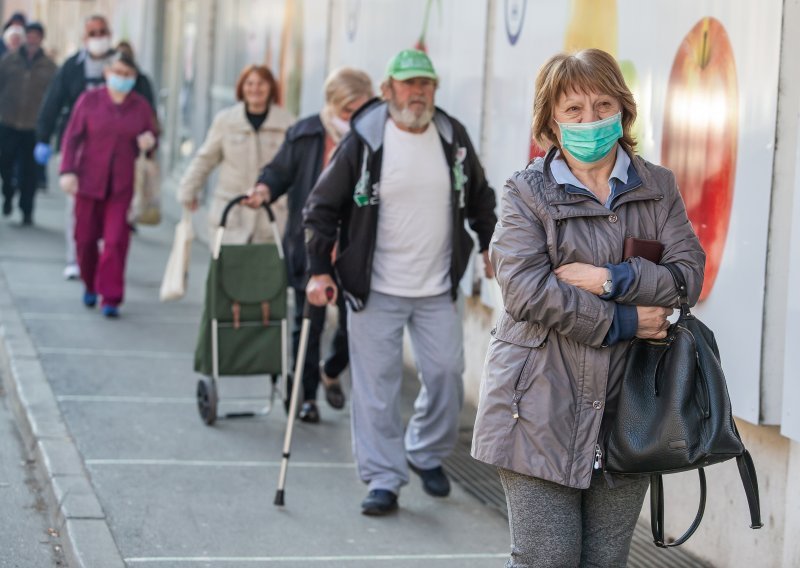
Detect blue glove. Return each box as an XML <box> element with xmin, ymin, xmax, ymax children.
<box><xmin>33</xmin><ymin>142</ymin><xmax>51</xmax><ymax>165</ymax></box>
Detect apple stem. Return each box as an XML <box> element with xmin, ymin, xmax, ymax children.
<box><xmin>700</xmin><ymin>18</ymin><xmax>711</xmax><ymax>69</ymax></box>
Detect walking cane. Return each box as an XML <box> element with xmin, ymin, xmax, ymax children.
<box><xmin>274</xmin><ymin>285</ymin><xmax>334</xmax><ymax>506</ymax></box>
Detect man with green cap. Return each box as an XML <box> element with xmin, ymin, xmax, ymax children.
<box><xmin>303</xmin><ymin>48</ymin><xmax>497</xmax><ymax>515</ymax></box>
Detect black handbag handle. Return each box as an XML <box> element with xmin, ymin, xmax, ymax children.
<box><xmin>737</xmin><ymin>449</ymin><xmax>764</xmax><ymax>529</ymax></box>
<box><xmin>650</xmin><ymin>453</ymin><xmax>764</xmax><ymax>547</ymax></box>
<box><xmin>219</xmin><ymin>195</ymin><xmax>276</xmax><ymax>227</ymax></box>
<box><xmin>650</xmin><ymin>469</ymin><xmax>707</xmax><ymax>548</ymax></box>
<box><xmin>662</xmin><ymin>263</ymin><xmax>692</xmax><ymax>319</ymax></box>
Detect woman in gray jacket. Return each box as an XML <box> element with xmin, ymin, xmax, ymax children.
<box><xmin>471</xmin><ymin>49</ymin><xmax>705</xmax><ymax>567</ymax></box>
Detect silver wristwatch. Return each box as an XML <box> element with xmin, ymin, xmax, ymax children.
<box><xmin>602</xmin><ymin>277</ymin><xmax>613</xmax><ymax>295</ymax></box>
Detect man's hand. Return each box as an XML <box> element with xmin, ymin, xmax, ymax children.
<box><xmin>482</xmin><ymin>250</ymin><xmax>494</xmax><ymax>279</ymax></box>
<box><xmin>554</xmin><ymin>262</ymin><xmax>608</xmax><ymax>295</ymax></box>
<box><xmin>59</xmin><ymin>173</ymin><xmax>78</xmax><ymax>196</ymax></box>
<box><xmin>635</xmin><ymin>306</ymin><xmax>673</xmax><ymax>339</ymax></box>
<box><xmin>242</xmin><ymin>183</ymin><xmax>270</xmax><ymax>209</ymax></box>
<box><xmin>137</xmin><ymin>131</ymin><xmax>156</xmax><ymax>152</ymax></box>
<box><xmin>183</xmin><ymin>198</ymin><xmax>199</xmax><ymax>212</ymax></box>
<box><xmin>306</xmin><ymin>274</ymin><xmax>338</xmax><ymax>307</ymax></box>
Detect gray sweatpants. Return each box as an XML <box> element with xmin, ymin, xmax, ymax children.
<box><xmin>348</xmin><ymin>291</ymin><xmax>465</xmax><ymax>494</ymax></box>
<box><xmin>498</xmin><ymin>468</ymin><xmax>649</xmax><ymax>568</ymax></box>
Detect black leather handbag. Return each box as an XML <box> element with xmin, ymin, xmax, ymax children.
<box><xmin>604</xmin><ymin>263</ymin><xmax>763</xmax><ymax>547</ymax></box>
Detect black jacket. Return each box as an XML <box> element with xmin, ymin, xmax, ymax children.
<box><xmin>257</xmin><ymin>114</ymin><xmax>327</xmax><ymax>289</ymax></box>
<box><xmin>36</xmin><ymin>49</ymin><xmax>155</xmax><ymax>148</ymax></box>
<box><xmin>303</xmin><ymin>99</ymin><xmax>497</xmax><ymax>311</ymax></box>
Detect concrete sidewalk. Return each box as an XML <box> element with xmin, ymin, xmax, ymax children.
<box><xmin>0</xmin><ymin>187</ymin><xmax>510</xmax><ymax>567</ymax></box>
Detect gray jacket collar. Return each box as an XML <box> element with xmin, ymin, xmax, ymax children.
<box><xmin>352</xmin><ymin>100</ymin><xmax>454</xmax><ymax>153</ymax></box>
<box><xmin>531</xmin><ymin>146</ymin><xmax>663</xmax><ymax>210</ymax></box>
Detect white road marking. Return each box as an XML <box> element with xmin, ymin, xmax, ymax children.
<box><xmin>86</xmin><ymin>458</ymin><xmax>355</xmax><ymax>468</ymax></box>
<box><xmin>125</xmin><ymin>553</ymin><xmax>508</xmax><ymax>563</ymax></box>
<box><xmin>22</xmin><ymin>312</ymin><xmax>199</xmax><ymax>324</ymax></box>
<box><xmin>56</xmin><ymin>395</ymin><xmax>267</xmax><ymax>404</ymax></box>
<box><xmin>37</xmin><ymin>346</ymin><xmax>193</xmax><ymax>359</ymax></box>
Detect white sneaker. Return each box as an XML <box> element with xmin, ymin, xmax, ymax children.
<box><xmin>63</xmin><ymin>263</ymin><xmax>80</xmax><ymax>280</ymax></box>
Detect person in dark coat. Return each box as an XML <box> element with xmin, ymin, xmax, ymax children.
<box><xmin>249</xmin><ymin>67</ymin><xmax>373</xmax><ymax>423</ymax></box>
<box><xmin>58</xmin><ymin>52</ymin><xmax>157</xmax><ymax>318</ymax></box>
<box><xmin>0</xmin><ymin>22</ymin><xmax>57</xmax><ymax>224</ymax></box>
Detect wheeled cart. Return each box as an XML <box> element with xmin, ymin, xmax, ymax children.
<box><xmin>193</xmin><ymin>196</ymin><xmax>288</xmax><ymax>425</ymax></box>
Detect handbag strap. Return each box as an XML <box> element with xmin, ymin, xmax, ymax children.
<box><xmin>662</xmin><ymin>263</ymin><xmax>691</xmax><ymax>319</ymax></box>
<box><xmin>650</xmin><ymin>469</ymin><xmax>707</xmax><ymax>548</ymax></box>
<box><xmin>650</xmin><ymin>452</ymin><xmax>764</xmax><ymax>547</ymax></box>
<box><xmin>737</xmin><ymin>449</ymin><xmax>764</xmax><ymax>529</ymax></box>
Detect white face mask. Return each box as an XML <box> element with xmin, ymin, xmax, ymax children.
<box><xmin>331</xmin><ymin>116</ymin><xmax>351</xmax><ymax>136</ymax></box>
<box><xmin>86</xmin><ymin>36</ymin><xmax>111</xmax><ymax>57</ymax></box>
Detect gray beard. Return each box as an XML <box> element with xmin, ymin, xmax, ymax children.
<box><xmin>387</xmin><ymin>100</ymin><xmax>434</xmax><ymax>130</ymax></box>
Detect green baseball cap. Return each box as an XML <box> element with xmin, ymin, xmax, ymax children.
<box><xmin>385</xmin><ymin>49</ymin><xmax>438</xmax><ymax>81</ymax></box>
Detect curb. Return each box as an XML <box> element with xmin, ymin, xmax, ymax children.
<box><xmin>0</xmin><ymin>270</ymin><xmax>125</xmax><ymax>568</ymax></box>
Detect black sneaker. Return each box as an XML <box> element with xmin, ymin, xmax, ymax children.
<box><xmin>361</xmin><ymin>489</ymin><xmax>398</xmax><ymax>516</ymax></box>
<box><xmin>407</xmin><ymin>461</ymin><xmax>451</xmax><ymax>497</ymax></box>
<box><xmin>2</xmin><ymin>198</ymin><xmax>11</xmax><ymax>217</ymax></box>
<box><xmin>298</xmin><ymin>401</ymin><xmax>320</xmax><ymax>423</ymax></box>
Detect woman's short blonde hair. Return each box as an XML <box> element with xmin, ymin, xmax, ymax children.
<box><xmin>324</xmin><ymin>67</ymin><xmax>374</xmax><ymax>111</ymax></box>
<box><xmin>532</xmin><ymin>49</ymin><xmax>637</xmax><ymax>154</ymax></box>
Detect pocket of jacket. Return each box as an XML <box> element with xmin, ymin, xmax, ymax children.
<box><xmin>490</xmin><ymin>311</ymin><xmax>548</xmax><ymax>417</ymax></box>
<box><xmin>491</xmin><ymin>310</ymin><xmax>549</xmax><ymax>349</ymax></box>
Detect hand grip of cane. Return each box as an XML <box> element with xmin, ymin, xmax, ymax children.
<box><xmin>303</xmin><ymin>286</ymin><xmax>334</xmax><ymax>319</ymax></box>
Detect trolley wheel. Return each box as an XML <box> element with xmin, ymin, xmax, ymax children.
<box><xmin>197</xmin><ymin>377</ymin><xmax>218</xmax><ymax>426</ymax></box>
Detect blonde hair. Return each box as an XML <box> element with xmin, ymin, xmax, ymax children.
<box><xmin>532</xmin><ymin>49</ymin><xmax>637</xmax><ymax>154</ymax></box>
<box><xmin>324</xmin><ymin>67</ymin><xmax>373</xmax><ymax>111</ymax></box>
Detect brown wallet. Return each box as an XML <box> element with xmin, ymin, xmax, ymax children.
<box><xmin>623</xmin><ymin>236</ymin><xmax>664</xmax><ymax>263</ymax></box>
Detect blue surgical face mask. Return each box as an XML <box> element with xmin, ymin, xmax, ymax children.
<box><xmin>107</xmin><ymin>73</ymin><xmax>136</xmax><ymax>94</ymax></box>
<box><xmin>557</xmin><ymin>112</ymin><xmax>623</xmax><ymax>163</ymax></box>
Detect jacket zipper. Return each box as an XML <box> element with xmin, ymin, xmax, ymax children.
<box><xmin>593</xmin><ymin>444</ymin><xmax>604</xmax><ymax>470</ymax></box>
<box><xmin>511</xmin><ymin>392</ymin><xmax>522</xmax><ymax>420</ymax></box>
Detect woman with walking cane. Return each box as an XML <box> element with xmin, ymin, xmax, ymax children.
<box><xmin>471</xmin><ymin>49</ymin><xmax>705</xmax><ymax>566</ymax></box>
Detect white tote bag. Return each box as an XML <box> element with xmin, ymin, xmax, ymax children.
<box><xmin>129</xmin><ymin>151</ymin><xmax>162</xmax><ymax>225</ymax></box>
<box><xmin>159</xmin><ymin>210</ymin><xmax>194</xmax><ymax>301</ymax></box>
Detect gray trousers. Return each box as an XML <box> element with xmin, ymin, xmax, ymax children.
<box><xmin>498</xmin><ymin>468</ymin><xmax>649</xmax><ymax>568</ymax></box>
<box><xmin>348</xmin><ymin>291</ymin><xmax>464</xmax><ymax>494</ymax></box>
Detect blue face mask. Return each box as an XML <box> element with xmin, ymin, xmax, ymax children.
<box><xmin>107</xmin><ymin>73</ymin><xmax>136</xmax><ymax>94</ymax></box>
<box><xmin>557</xmin><ymin>112</ymin><xmax>623</xmax><ymax>163</ymax></box>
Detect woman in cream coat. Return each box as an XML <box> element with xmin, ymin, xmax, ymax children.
<box><xmin>178</xmin><ymin>64</ymin><xmax>294</xmax><ymax>245</ymax></box>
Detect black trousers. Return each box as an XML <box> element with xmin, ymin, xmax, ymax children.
<box><xmin>0</xmin><ymin>126</ymin><xmax>37</xmax><ymax>220</ymax></box>
<box><xmin>292</xmin><ymin>287</ymin><xmax>349</xmax><ymax>401</ymax></box>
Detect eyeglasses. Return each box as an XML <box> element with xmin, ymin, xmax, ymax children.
<box><xmin>87</xmin><ymin>30</ymin><xmax>109</xmax><ymax>38</ymax></box>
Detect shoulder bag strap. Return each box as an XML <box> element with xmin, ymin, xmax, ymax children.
<box><xmin>650</xmin><ymin>469</ymin><xmax>707</xmax><ymax>547</ymax></box>
<box><xmin>736</xmin><ymin>449</ymin><xmax>764</xmax><ymax>529</ymax></box>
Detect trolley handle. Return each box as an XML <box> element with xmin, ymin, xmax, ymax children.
<box><xmin>219</xmin><ymin>195</ymin><xmax>276</xmax><ymax>227</ymax></box>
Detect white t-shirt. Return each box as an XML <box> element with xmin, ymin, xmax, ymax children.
<box><xmin>370</xmin><ymin>119</ymin><xmax>452</xmax><ymax>298</ymax></box>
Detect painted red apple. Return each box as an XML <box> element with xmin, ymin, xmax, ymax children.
<box><xmin>661</xmin><ymin>17</ymin><xmax>738</xmax><ymax>301</ymax></box>
<box><xmin>529</xmin><ymin>140</ymin><xmax>546</xmax><ymax>161</ymax></box>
